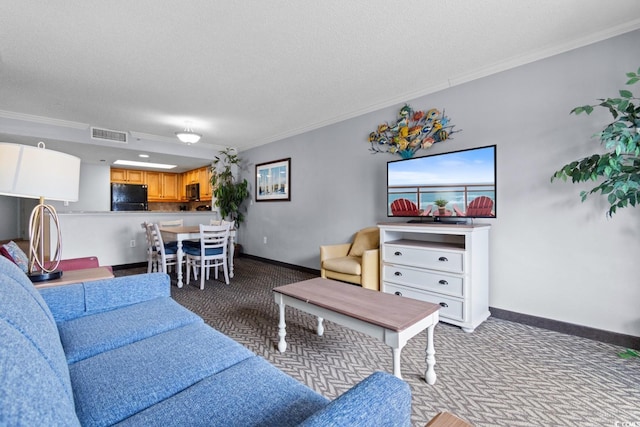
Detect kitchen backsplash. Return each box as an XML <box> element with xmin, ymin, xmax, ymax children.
<box><xmin>148</xmin><ymin>201</ymin><xmax>215</xmax><ymax>212</ymax></box>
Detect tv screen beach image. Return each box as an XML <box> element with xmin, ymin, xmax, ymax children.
<box><xmin>387</xmin><ymin>146</ymin><xmax>496</xmax><ymax>217</ymax></box>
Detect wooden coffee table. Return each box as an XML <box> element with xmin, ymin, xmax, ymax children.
<box><xmin>273</xmin><ymin>277</ymin><xmax>440</xmax><ymax>384</ymax></box>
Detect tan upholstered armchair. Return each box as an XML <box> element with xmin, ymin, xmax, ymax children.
<box><xmin>320</xmin><ymin>226</ymin><xmax>380</xmax><ymax>291</ymax></box>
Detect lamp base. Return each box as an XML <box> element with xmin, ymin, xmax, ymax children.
<box><xmin>28</xmin><ymin>270</ymin><xmax>63</xmax><ymax>283</ymax></box>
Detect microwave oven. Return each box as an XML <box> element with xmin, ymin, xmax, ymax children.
<box><xmin>186</xmin><ymin>183</ymin><xmax>200</xmax><ymax>201</ymax></box>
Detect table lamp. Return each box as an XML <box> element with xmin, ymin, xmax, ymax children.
<box><xmin>0</xmin><ymin>142</ymin><xmax>81</xmax><ymax>282</ymax></box>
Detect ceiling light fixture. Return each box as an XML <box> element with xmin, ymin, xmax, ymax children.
<box><xmin>113</xmin><ymin>160</ymin><xmax>176</xmax><ymax>169</ymax></box>
<box><xmin>175</xmin><ymin>122</ymin><xmax>201</xmax><ymax>144</ymax></box>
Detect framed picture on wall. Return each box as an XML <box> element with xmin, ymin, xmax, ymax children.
<box><xmin>256</xmin><ymin>158</ymin><xmax>291</xmax><ymax>202</ymax></box>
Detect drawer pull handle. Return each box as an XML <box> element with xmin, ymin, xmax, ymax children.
<box><xmin>438</xmin><ymin>256</ymin><xmax>448</xmax><ymax>262</ymax></box>
<box><xmin>394</xmin><ymin>291</ymin><xmax>403</xmax><ymax>296</ymax></box>
<box><xmin>394</xmin><ymin>251</ymin><xmax>402</xmax><ymax>256</ymax></box>
<box><xmin>439</xmin><ymin>302</ymin><xmax>448</xmax><ymax>308</ymax></box>
<box><xmin>394</xmin><ymin>271</ymin><xmax>402</xmax><ymax>276</ymax></box>
<box><xmin>438</xmin><ymin>279</ymin><xmax>448</xmax><ymax>285</ymax></box>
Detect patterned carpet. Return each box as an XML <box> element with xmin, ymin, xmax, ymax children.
<box><xmin>116</xmin><ymin>258</ymin><xmax>640</xmax><ymax>427</ymax></box>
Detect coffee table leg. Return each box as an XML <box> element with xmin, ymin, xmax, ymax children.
<box><xmin>277</xmin><ymin>300</ymin><xmax>287</xmax><ymax>352</ymax></box>
<box><xmin>392</xmin><ymin>347</ymin><xmax>403</xmax><ymax>379</ymax></box>
<box><xmin>317</xmin><ymin>317</ymin><xmax>324</xmax><ymax>336</ymax></box>
<box><xmin>425</xmin><ymin>323</ymin><xmax>437</xmax><ymax>385</ymax></box>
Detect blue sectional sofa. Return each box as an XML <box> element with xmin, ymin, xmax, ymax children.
<box><xmin>0</xmin><ymin>256</ymin><xmax>412</xmax><ymax>426</ymax></box>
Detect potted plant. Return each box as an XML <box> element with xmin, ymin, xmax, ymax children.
<box><xmin>210</xmin><ymin>147</ymin><xmax>249</xmax><ymax>227</ymax></box>
<box><xmin>434</xmin><ymin>199</ymin><xmax>448</xmax><ymax>215</ymax></box>
<box><xmin>551</xmin><ymin>68</ymin><xmax>640</xmax><ymax>216</ymax></box>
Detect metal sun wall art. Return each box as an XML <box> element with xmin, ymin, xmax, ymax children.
<box><xmin>368</xmin><ymin>104</ymin><xmax>460</xmax><ymax>158</ymax></box>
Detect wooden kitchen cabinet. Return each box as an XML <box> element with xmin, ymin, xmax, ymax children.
<box><xmin>146</xmin><ymin>171</ymin><xmax>179</xmax><ymax>201</ymax></box>
<box><xmin>110</xmin><ymin>168</ymin><xmax>145</xmax><ymax>184</ymax></box>
<box><xmin>163</xmin><ymin>173</ymin><xmax>179</xmax><ymax>200</ymax></box>
<box><xmin>180</xmin><ymin>166</ymin><xmax>213</xmax><ymax>201</ymax></box>
<box><xmin>183</xmin><ymin>169</ymin><xmax>199</xmax><ymax>185</ymax></box>
<box><xmin>199</xmin><ymin>166</ymin><xmax>213</xmax><ymax>199</ymax></box>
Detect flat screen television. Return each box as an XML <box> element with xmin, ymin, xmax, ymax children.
<box><xmin>387</xmin><ymin>145</ymin><xmax>496</xmax><ymax>222</ymax></box>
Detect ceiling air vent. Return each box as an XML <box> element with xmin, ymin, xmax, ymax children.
<box><xmin>91</xmin><ymin>127</ymin><xmax>128</xmax><ymax>143</ymax></box>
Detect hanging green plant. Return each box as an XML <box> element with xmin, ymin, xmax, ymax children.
<box><xmin>368</xmin><ymin>104</ymin><xmax>460</xmax><ymax>158</ymax></box>
<box><xmin>210</xmin><ymin>147</ymin><xmax>249</xmax><ymax>227</ymax></box>
<box><xmin>551</xmin><ymin>68</ymin><xmax>640</xmax><ymax>217</ymax></box>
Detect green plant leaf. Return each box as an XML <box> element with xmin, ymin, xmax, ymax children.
<box><xmin>552</xmin><ymin>68</ymin><xmax>640</xmax><ymax>216</ymax></box>
<box><xmin>619</xmin><ymin>99</ymin><xmax>630</xmax><ymax>112</ymax></box>
<box><xmin>620</xmin><ymin>89</ymin><xmax>633</xmax><ymax>98</ymax></box>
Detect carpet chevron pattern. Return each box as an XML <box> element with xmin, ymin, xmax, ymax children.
<box><xmin>117</xmin><ymin>258</ymin><xmax>640</xmax><ymax>426</ymax></box>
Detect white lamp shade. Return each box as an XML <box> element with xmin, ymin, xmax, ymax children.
<box><xmin>0</xmin><ymin>142</ymin><xmax>81</xmax><ymax>202</ymax></box>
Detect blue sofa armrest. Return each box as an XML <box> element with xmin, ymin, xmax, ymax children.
<box><xmin>39</xmin><ymin>272</ymin><xmax>171</xmax><ymax>322</ymax></box>
<box><xmin>299</xmin><ymin>371</ymin><xmax>412</xmax><ymax>427</ymax></box>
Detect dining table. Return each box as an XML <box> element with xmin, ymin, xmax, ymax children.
<box><xmin>159</xmin><ymin>225</ymin><xmax>236</xmax><ymax>288</ymax></box>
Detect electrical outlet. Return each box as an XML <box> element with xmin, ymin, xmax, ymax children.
<box><xmin>263</xmin><ymin>236</ymin><xmax>267</xmax><ymax>244</ymax></box>
<box><xmin>130</xmin><ymin>240</ymin><xmax>136</xmax><ymax>248</ymax></box>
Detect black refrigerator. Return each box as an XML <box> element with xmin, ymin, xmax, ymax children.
<box><xmin>111</xmin><ymin>183</ymin><xmax>148</xmax><ymax>211</ymax></box>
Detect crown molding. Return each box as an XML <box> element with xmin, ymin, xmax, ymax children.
<box><xmin>0</xmin><ymin>110</ymin><xmax>89</xmax><ymax>130</ymax></box>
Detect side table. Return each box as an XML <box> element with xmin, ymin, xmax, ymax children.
<box><xmin>33</xmin><ymin>267</ymin><xmax>114</xmax><ymax>289</ymax></box>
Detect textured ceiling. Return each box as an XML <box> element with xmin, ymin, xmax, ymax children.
<box><xmin>1</xmin><ymin>1</ymin><xmax>639</xmax><ymax>171</ymax></box>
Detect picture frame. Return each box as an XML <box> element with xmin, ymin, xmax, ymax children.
<box><xmin>255</xmin><ymin>158</ymin><xmax>291</xmax><ymax>202</ymax></box>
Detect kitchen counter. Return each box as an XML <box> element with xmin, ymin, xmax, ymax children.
<box><xmin>56</xmin><ymin>211</ymin><xmax>224</xmax><ymax>267</ymax></box>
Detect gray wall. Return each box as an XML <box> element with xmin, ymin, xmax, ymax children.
<box><xmin>0</xmin><ymin>197</ymin><xmax>19</xmax><ymax>239</ymax></box>
<box><xmin>238</xmin><ymin>30</ymin><xmax>640</xmax><ymax>337</ymax></box>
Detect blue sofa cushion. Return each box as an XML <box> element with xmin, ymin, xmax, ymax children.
<box><xmin>39</xmin><ymin>272</ymin><xmax>170</xmax><ymax>322</ymax></box>
<box><xmin>84</xmin><ymin>273</ymin><xmax>170</xmax><ymax>314</ymax></box>
<box><xmin>58</xmin><ymin>297</ymin><xmax>202</xmax><ymax>364</ymax></box>
<box><xmin>299</xmin><ymin>371</ymin><xmax>412</xmax><ymax>426</ymax></box>
<box><xmin>115</xmin><ymin>356</ymin><xmax>330</xmax><ymax>427</ymax></box>
<box><xmin>70</xmin><ymin>321</ymin><xmax>254</xmax><ymax>427</ymax></box>
<box><xmin>38</xmin><ymin>282</ymin><xmax>86</xmax><ymax>322</ymax></box>
<box><xmin>0</xmin><ymin>319</ymin><xmax>81</xmax><ymax>426</ymax></box>
<box><xmin>0</xmin><ymin>257</ymin><xmax>75</xmax><ymax>405</ymax></box>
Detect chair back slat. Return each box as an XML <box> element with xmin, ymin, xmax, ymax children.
<box><xmin>199</xmin><ymin>223</ymin><xmax>231</xmax><ymax>254</ymax></box>
<box><xmin>159</xmin><ymin>219</ymin><xmax>183</xmax><ymax>228</ymax></box>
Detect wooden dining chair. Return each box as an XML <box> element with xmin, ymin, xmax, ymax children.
<box><xmin>149</xmin><ymin>223</ymin><xmax>180</xmax><ymax>274</ymax></box>
<box><xmin>141</xmin><ymin>222</ymin><xmax>158</xmax><ymax>273</ymax></box>
<box><xmin>158</xmin><ymin>219</ymin><xmax>183</xmax><ymax>244</ymax></box>
<box><xmin>159</xmin><ymin>218</ymin><xmax>200</xmax><ymax>251</ymax></box>
<box><xmin>210</xmin><ymin>218</ymin><xmax>234</xmax><ymax>229</ymax></box>
<box><xmin>159</xmin><ymin>219</ymin><xmax>183</xmax><ymax>228</ymax></box>
<box><xmin>184</xmin><ymin>223</ymin><xmax>231</xmax><ymax>290</ymax></box>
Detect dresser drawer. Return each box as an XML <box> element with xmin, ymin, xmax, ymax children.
<box><xmin>383</xmin><ymin>244</ymin><xmax>464</xmax><ymax>273</ymax></box>
<box><xmin>382</xmin><ymin>264</ymin><xmax>464</xmax><ymax>297</ymax></box>
<box><xmin>383</xmin><ymin>282</ymin><xmax>465</xmax><ymax>321</ymax></box>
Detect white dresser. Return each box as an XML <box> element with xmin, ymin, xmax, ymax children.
<box><xmin>379</xmin><ymin>222</ymin><xmax>491</xmax><ymax>332</ymax></box>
